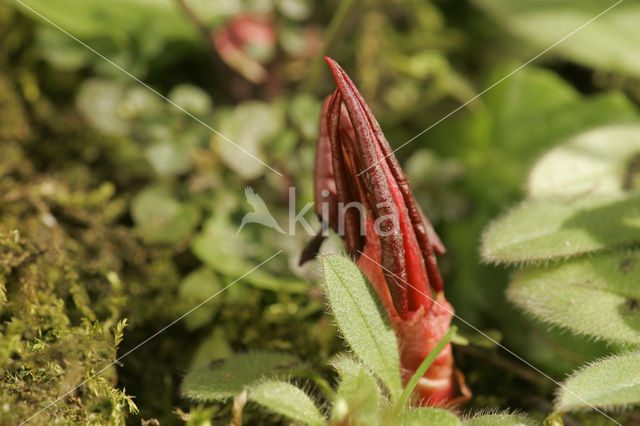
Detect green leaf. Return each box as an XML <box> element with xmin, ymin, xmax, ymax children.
<box><xmin>555</xmin><ymin>351</ymin><xmax>640</xmax><ymax>412</ymax></box>
<box><xmin>464</xmin><ymin>412</ymin><xmax>536</xmax><ymax>426</ymax></box>
<box><xmin>191</xmin><ymin>215</ymin><xmax>307</xmax><ymax>293</ymax></box>
<box><xmin>321</xmin><ymin>255</ymin><xmax>403</xmax><ymax>400</ymax></box>
<box><xmin>249</xmin><ymin>380</ymin><xmax>325</xmax><ymax>426</ymax></box>
<box><xmin>131</xmin><ymin>187</ymin><xmax>200</xmax><ymax>244</ymax></box>
<box><xmin>474</xmin><ymin>0</ymin><xmax>640</xmax><ymax>78</ymax></box>
<box><xmin>168</xmin><ymin>84</ymin><xmax>213</xmax><ymax>116</ymax></box>
<box><xmin>481</xmin><ymin>192</ymin><xmax>640</xmax><ymax>263</ymax></box>
<box><xmin>181</xmin><ymin>352</ymin><xmax>304</xmax><ymax>401</ymax></box>
<box><xmin>528</xmin><ymin>125</ymin><xmax>640</xmax><ymax>199</ymax></box>
<box><xmin>144</xmin><ymin>140</ymin><xmax>192</xmax><ymax>176</ymax></box>
<box><xmin>18</xmin><ymin>0</ymin><xmax>194</xmax><ymax>40</ymax></box>
<box><xmin>213</xmin><ymin>101</ymin><xmax>284</xmax><ymax>179</ymax></box>
<box><xmin>76</xmin><ymin>79</ymin><xmax>129</xmax><ymax>136</ymax></box>
<box><xmin>331</xmin><ymin>357</ymin><xmax>380</xmax><ymax>425</ymax></box>
<box><xmin>400</xmin><ymin>407</ymin><xmax>462</xmax><ymax>426</ymax></box>
<box><xmin>178</xmin><ymin>267</ymin><xmax>221</xmax><ymax>330</ymax></box>
<box><xmin>508</xmin><ymin>251</ymin><xmax>640</xmax><ymax>344</ymax></box>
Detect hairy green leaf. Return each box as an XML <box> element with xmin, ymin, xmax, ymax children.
<box><xmin>181</xmin><ymin>352</ymin><xmax>304</xmax><ymax>401</ymax></box>
<box><xmin>555</xmin><ymin>351</ymin><xmax>640</xmax><ymax>412</ymax></box>
<box><xmin>481</xmin><ymin>193</ymin><xmax>640</xmax><ymax>263</ymax></box>
<box><xmin>331</xmin><ymin>357</ymin><xmax>380</xmax><ymax>425</ymax></box>
<box><xmin>475</xmin><ymin>0</ymin><xmax>640</xmax><ymax>78</ymax></box>
<box><xmin>249</xmin><ymin>380</ymin><xmax>325</xmax><ymax>426</ymax></box>
<box><xmin>529</xmin><ymin>125</ymin><xmax>640</xmax><ymax>199</ymax></box>
<box><xmin>321</xmin><ymin>255</ymin><xmax>403</xmax><ymax>400</ymax></box>
<box><xmin>508</xmin><ymin>251</ymin><xmax>640</xmax><ymax>344</ymax></box>
<box><xmin>399</xmin><ymin>407</ymin><xmax>462</xmax><ymax>426</ymax></box>
<box><xmin>464</xmin><ymin>412</ymin><xmax>536</xmax><ymax>426</ymax></box>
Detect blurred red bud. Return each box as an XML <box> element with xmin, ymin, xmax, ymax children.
<box><xmin>302</xmin><ymin>57</ymin><xmax>470</xmax><ymax>406</ymax></box>
<box><xmin>212</xmin><ymin>15</ymin><xmax>275</xmax><ymax>84</ymax></box>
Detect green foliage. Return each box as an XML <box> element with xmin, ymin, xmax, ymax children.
<box><xmin>528</xmin><ymin>125</ymin><xmax>640</xmax><ymax>198</ymax></box>
<box><xmin>0</xmin><ymin>140</ymin><xmax>138</xmax><ymax>424</ymax></box>
<box><xmin>6</xmin><ymin>0</ymin><xmax>640</xmax><ymax>423</ymax></box>
<box><xmin>475</xmin><ymin>0</ymin><xmax>640</xmax><ymax>78</ymax></box>
<box><xmin>213</xmin><ymin>101</ymin><xmax>286</xmax><ymax>179</ymax></box>
<box><xmin>482</xmin><ymin>119</ymin><xmax>640</xmax><ymax>419</ymax></box>
<box><xmin>481</xmin><ymin>193</ymin><xmax>640</xmax><ymax>262</ymax></box>
<box><xmin>249</xmin><ymin>380</ymin><xmax>326</xmax><ymax>426</ymax></box>
<box><xmin>181</xmin><ymin>352</ymin><xmax>304</xmax><ymax>401</ymax></box>
<box><xmin>399</xmin><ymin>407</ymin><xmax>462</xmax><ymax>426</ymax></box>
<box><xmin>19</xmin><ymin>0</ymin><xmax>195</xmax><ymax>39</ymax></box>
<box><xmin>464</xmin><ymin>412</ymin><xmax>537</xmax><ymax>426</ymax></box>
<box><xmin>182</xmin><ymin>254</ymin><xmax>465</xmax><ymax>425</ymax></box>
<box><xmin>191</xmin><ymin>216</ymin><xmax>308</xmax><ymax>293</ymax></box>
<box><xmin>131</xmin><ymin>186</ymin><xmax>200</xmax><ymax>244</ymax></box>
<box><xmin>178</xmin><ymin>267</ymin><xmax>222</xmax><ymax>330</ymax></box>
<box><xmin>331</xmin><ymin>357</ymin><xmax>381</xmax><ymax>425</ymax></box>
<box><xmin>321</xmin><ymin>255</ymin><xmax>403</xmax><ymax>400</ymax></box>
<box><xmin>432</xmin><ymin>64</ymin><xmax>638</xmax><ymax>327</ymax></box>
<box><xmin>508</xmin><ymin>251</ymin><xmax>640</xmax><ymax>344</ymax></box>
<box><xmin>554</xmin><ymin>351</ymin><xmax>640</xmax><ymax>412</ymax></box>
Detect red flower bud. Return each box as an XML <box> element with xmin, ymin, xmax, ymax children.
<box><xmin>212</xmin><ymin>15</ymin><xmax>275</xmax><ymax>83</ymax></box>
<box><xmin>302</xmin><ymin>57</ymin><xmax>470</xmax><ymax>406</ymax></box>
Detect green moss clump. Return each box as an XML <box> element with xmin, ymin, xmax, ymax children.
<box><xmin>0</xmin><ymin>72</ymin><xmax>138</xmax><ymax>423</ymax></box>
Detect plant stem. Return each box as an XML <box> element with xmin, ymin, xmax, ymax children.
<box><xmin>395</xmin><ymin>326</ymin><xmax>457</xmax><ymax>411</ymax></box>
<box><xmin>301</xmin><ymin>0</ymin><xmax>358</xmax><ymax>93</ymax></box>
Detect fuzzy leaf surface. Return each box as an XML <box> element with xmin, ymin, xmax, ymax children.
<box><xmin>322</xmin><ymin>255</ymin><xmax>403</xmax><ymax>400</ymax></box>
<box><xmin>249</xmin><ymin>380</ymin><xmax>325</xmax><ymax>426</ymax></box>
<box><xmin>481</xmin><ymin>193</ymin><xmax>640</xmax><ymax>262</ymax></box>
<box><xmin>331</xmin><ymin>357</ymin><xmax>380</xmax><ymax>424</ymax></box>
<box><xmin>508</xmin><ymin>251</ymin><xmax>640</xmax><ymax>344</ymax></box>
<box><xmin>464</xmin><ymin>413</ymin><xmax>536</xmax><ymax>426</ymax></box>
<box><xmin>181</xmin><ymin>352</ymin><xmax>303</xmax><ymax>401</ymax></box>
<box><xmin>528</xmin><ymin>125</ymin><xmax>640</xmax><ymax>199</ymax></box>
<box><xmin>399</xmin><ymin>407</ymin><xmax>462</xmax><ymax>426</ymax></box>
<box><xmin>555</xmin><ymin>351</ymin><xmax>640</xmax><ymax>412</ymax></box>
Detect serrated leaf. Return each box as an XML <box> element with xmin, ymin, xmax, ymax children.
<box><xmin>181</xmin><ymin>352</ymin><xmax>304</xmax><ymax>401</ymax></box>
<box><xmin>321</xmin><ymin>255</ymin><xmax>403</xmax><ymax>400</ymax></box>
<box><xmin>474</xmin><ymin>0</ymin><xmax>640</xmax><ymax>78</ymax></box>
<box><xmin>400</xmin><ymin>407</ymin><xmax>462</xmax><ymax>426</ymax></box>
<box><xmin>331</xmin><ymin>357</ymin><xmax>380</xmax><ymax>424</ymax></box>
<box><xmin>529</xmin><ymin>125</ymin><xmax>640</xmax><ymax>199</ymax></box>
<box><xmin>249</xmin><ymin>380</ymin><xmax>325</xmax><ymax>426</ymax></box>
<box><xmin>464</xmin><ymin>413</ymin><xmax>536</xmax><ymax>426</ymax></box>
<box><xmin>481</xmin><ymin>193</ymin><xmax>640</xmax><ymax>262</ymax></box>
<box><xmin>555</xmin><ymin>351</ymin><xmax>640</xmax><ymax>413</ymax></box>
<box><xmin>508</xmin><ymin>251</ymin><xmax>640</xmax><ymax>344</ymax></box>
